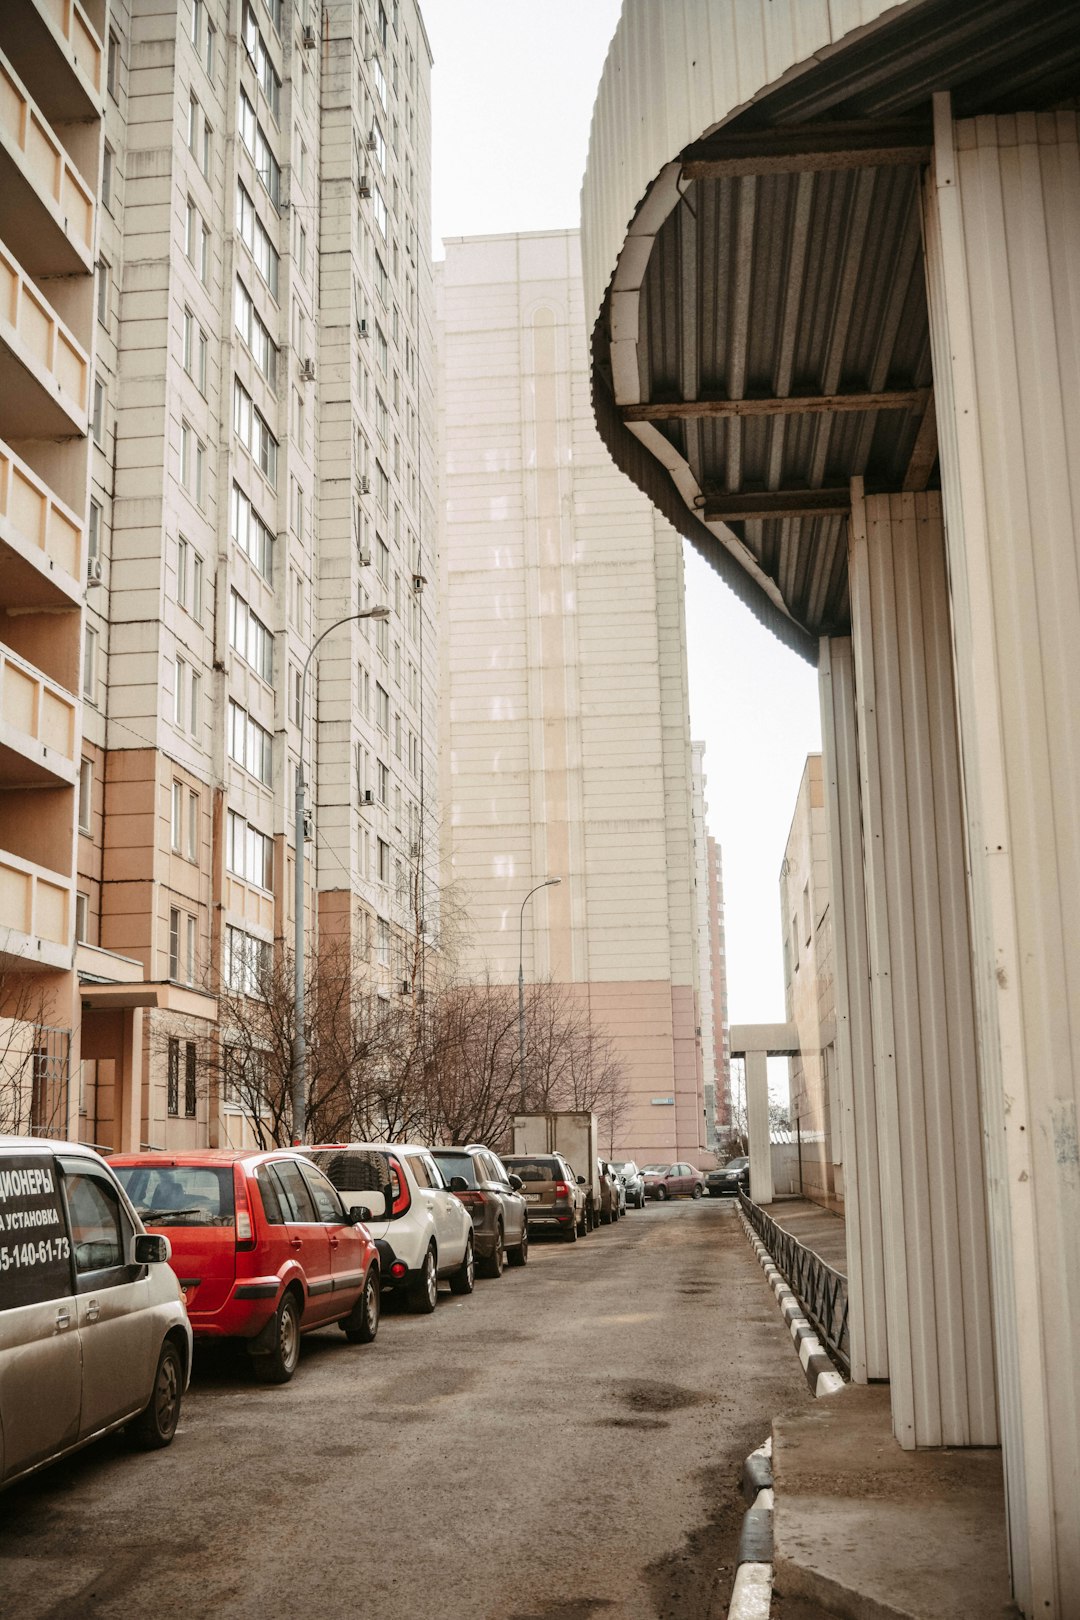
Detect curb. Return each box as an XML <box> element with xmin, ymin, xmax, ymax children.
<box><xmin>737</xmin><ymin>1208</ymin><xmax>846</xmax><ymax>1399</ymax></box>
<box><xmin>728</xmin><ymin>1437</ymin><xmax>773</xmax><ymax>1620</ymax></box>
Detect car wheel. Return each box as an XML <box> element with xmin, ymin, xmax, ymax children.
<box><xmin>655</xmin><ymin>1185</ymin><xmax>667</xmax><ymax>1201</ymax></box>
<box><xmin>564</xmin><ymin>1214</ymin><xmax>578</xmax><ymax>1242</ymax></box>
<box><xmin>450</xmin><ymin>1236</ymin><xmax>476</xmax><ymax>1295</ymax></box>
<box><xmin>692</xmin><ymin>1184</ymin><xmax>703</xmax><ymax>1199</ymax></box>
<box><xmin>252</xmin><ymin>1290</ymin><xmax>302</xmax><ymax>1385</ymax></box>
<box><xmin>410</xmin><ymin>1245</ymin><xmax>439</xmax><ymax>1314</ymax></box>
<box><xmin>480</xmin><ymin>1225</ymin><xmax>504</xmax><ymax>1279</ymax></box>
<box><xmin>129</xmin><ymin>1339</ymin><xmax>183</xmax><ymax>1449</ymax></box>
<box><xmin>344</xmin><ymin>1266</ymin><xmax>380</xmax><ymax>1343</ymax></box>
<box><xmin>508</xmin><ymin>1222</ymin><xmax>529</xmax><ymax>1266</ymax></box>
<box><xmin>579</xmin><ymin>1205</ymin><xmax>589</xmax><ymax>1236</ymax></box>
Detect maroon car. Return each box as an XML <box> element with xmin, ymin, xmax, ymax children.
<box><xmin>641</xmin><ymin>1162</ymin><xmax>706</xmax><ymax>1201</ymax></box>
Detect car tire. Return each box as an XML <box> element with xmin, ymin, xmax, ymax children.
<box><xmin>252</xmin><ymin>1290</ymin><xmax>302</xmax><ymax>1385</ymax></box>
<box><xmin>579</xmin><ymin>1205</ymin><xmax>589</xmax><ymax>1237</ymax></box>
<box><xmin>410</xmin><ymin>1245</ymin><xmax>439</xmax><ymax>1313</ymax></box>
<box><xmin>564</xmin><ymin>1214</ymin><xmax>578</xmax><ymax>1243</ymax></box>
<box><xmin>344</xmin><ymin>1266</ymin><xmax>380</xmax><ymax>1343</ymax></box>
<box><xmin>655</xmin><ymin>1186</ymin><xmax>667</xmax><ymax>1201</ymax></box>
<box><xmin>129</xmin><ymin>1339</ymin><xmax>183</xmax><ymax>1450</ymax></box>
<box><xmin>449</xmin><ymin>1236</ymin><xmax>475</xmax><ymax>1295</ymax></box>
<box><xmin>480</xmin><ymin>1225</ymin><xmax>504</xmax><ymax>1279</ymax></box>
<box><xmin>692</xmin><ymin>1184</ymin><xmax>703</xmax><ymax>1199</ymax></box>
<box><xmin>508</xmin><ymin>1223</ymin><xmax>529</xmax><ymax>1266</ymax></box>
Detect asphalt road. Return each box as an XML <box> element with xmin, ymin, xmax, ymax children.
<box><xmin>0</xmin><ymin>1197</ymin><xmax>814</xmax><ymax>1620</ymax></box>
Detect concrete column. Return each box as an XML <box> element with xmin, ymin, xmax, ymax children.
<box><xmin>118</xmin><ymin>1007</ymin><xmax>142</xmax><ymax>1153</ymax></box>
<box><xmin>818</xmin><ymin>636</ymin><xmax>888</xmax><ymax>1383</ymax></box>
<box><xmin>848</xmin><ymin>482</ymin><xmax>997</xmax><ymax>1450</ymax></box>
<box><xmin>922</xmin><ymin>99</ymin><xmax>1080</xmax><ymax>1617</ymax></box>
<box><xmin>745</xmin><ymin>1048</ymin><xmax>772</xmax><ymax>1205</ymax></box>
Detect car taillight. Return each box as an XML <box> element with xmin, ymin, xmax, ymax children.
<box><xmin>390</xmin><ymin>1260</ymin><xmax>407</xmax><ymax>1279</ymax></box>
<box><xmin>554</xmin><ymin>1181</ymin><xmax>570</xmax><ymax>1198</ymax></box>
<box><xmin>235</xmin><ymin>1169</ymin><xmax>255</xmax><ymax>1251</ymax></box>
<box><xmin>389</xmin><ymin>1158</ymin><xmax>411</xmax><ymax>1217</ymax></box>
<box><xmin>457</xmin><ymin>1189</ymin><xmax>486</xmax><ymax>1208</ymax></box>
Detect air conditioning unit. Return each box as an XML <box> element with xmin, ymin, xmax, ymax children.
<box><xmin>300</xmin><ymin>356</ymin><xmax>317</xmax><ymax>381</ymax></box>
<box><xmin>358</xmin><ymin>176</ymin><xmax>371</xmax><ymax>198</ymax></box>
<box><xmin>412</xmin><ymin>572</ymin><xmax>426</xmax><ymax>593</ymax></box>
<box><xmin>366</xmin><ymin>131</ymin><xmax>378</xmax><ymax>151</ymax></box>
<box><xmin>358</xmin><ymin>474</ymin><xmax>371</xmax><ymax>495</ymax></box>
<box><xmin>301</xmin><ymin>23</ymin><xmax>317</xmax><ymax>48</ymax></box>
<box><xmin>86</xmin><ymin>556</ymin><xmax>103</xmax><ymax>586</ymax></box>
<box><xmin>361</xmin><ymin>788</ymin><xmax>374</xmax><ymax>805</ymax></box>
<box><xmin>357</xmin><ymin>548</ymin><xmax>372</xmax><ymax>566</ymax></box>
<box><xmin>356</xmin><ymin>317</ymin><xmax>369</xmax><ymax>338</ymax></box>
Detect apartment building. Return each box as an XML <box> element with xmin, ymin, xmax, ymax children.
<box><xmin>437</xmin><ymin>230</ymin><xmax>706</xmax><ymax>1165</ymax></box>
<box><xmin>0</xmin><ymin>0</ymin><xmax>436</xmax><ymax>1152</ymax></box>
<box><xmin>705</xmin><ymin>834</ymin><xmax>731</xmax><ymax>1134</ymax></box>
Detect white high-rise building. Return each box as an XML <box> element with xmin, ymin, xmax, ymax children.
<box><xmin>437</xmin><ymin>230</ymin><xmax>706</xmax><ymax>1164</ymax></box>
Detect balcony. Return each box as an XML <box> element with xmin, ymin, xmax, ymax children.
<box><xmin>0</xmin><ymin>642</ymin><xmax>78</xmax><ymax>787</ymax></box>
<box><xmin>0</xmin><ymin>49</ymin><xmax>95</xmax><ymax>277</ymax></box>
<box><xmin>0</xmin><ymin>433</ymin><xmax>82</xmax><ymax>607</ymax></box>
<box><xmin>0</xmin><ymin>236</ymin><xmax>89</xmax><ymax>437</ymax></box>
<box><xmin>0</xmin><ymin>846</ymin><xmax>72</xmax><ymax>971</ymax></box>
<box><xmin>0</xmin><ymin>0</ymin><xmax>102</xmax><ymax>125</ymax></box>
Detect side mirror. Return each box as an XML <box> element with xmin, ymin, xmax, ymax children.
<box><xmin>135</xmin><ymin>1233</ymin><xmax>170</xmax><ymax>1265</ymax></box>
<box><xmin>346</xmin><ymin>1205</ymin><xmax>370</xmax><ymax>1224</ymax></box>
<box><xmin>576</xmin><ymin>1175</ymin><xmax>586</xmax><ymax>1186</ymax></box>
<box><xmin>449</xmin><ymin>1175</ymin><xmax>469</xmax><ymax>1193</ymax></box>
<box><xmin>507</xmin><ymin>1173</ymin><xmax>523</xmax><ymax>1191</ymax></box>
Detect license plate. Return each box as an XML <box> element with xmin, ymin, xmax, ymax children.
<box><xmin>524</xmin><ymin>1193</ymin><xmax>540</xmax><ymax>1202</ymax></box>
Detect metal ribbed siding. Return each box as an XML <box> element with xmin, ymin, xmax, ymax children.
<box><xmin>850</xmin><ymin>486</ymin><xmax>997</xmax><ymax>1448</ymax></box>
<box><xmin>923</xmin><ymin>103</ymin><xmax>1080</xmax><ymax>1618</ymax></box>
<box><xmin>818</xmin><ymin>635</ymin><xmax>888</xmax><ymax>1383</ymax></box>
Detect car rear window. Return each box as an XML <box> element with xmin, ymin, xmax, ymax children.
<box><xmin>431</xmin><ymin>1151</ymin><xmax>476</xmax><ymax>1187</ymax></box>
<box><xmin>309</xmin><ymin>1149</ymin><xmax>389</xmax><ymax>1195</ymax></box>
<box><xmin>113</xmin><ymin>1164</ymin><xmax>235</xmax><ymax>1226</ymax></box>
<box><xmin>502</xmin><ymin>1158</ymin><xmax>556</xmax><ymax>1182</ymax></box>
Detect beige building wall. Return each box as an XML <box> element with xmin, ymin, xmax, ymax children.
<box><xmin>437</xmin><ymin>230</ymin><xmax>705</xmax><ymax>1165</ymax></box>
<box><xmin>706</xmin><ymin>835</ymin><xmax>731</xmax><ymax>1132</ymax></box>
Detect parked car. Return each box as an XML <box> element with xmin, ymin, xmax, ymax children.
<box><xmin>500</xmin><ymin>1153</ymin><xmax>588</xmax><ymax>1241</ymax></box>
<box><xmin>641</xmin><ymin>1162</ymin><xmax>706</xmax><ymax>1200</ymax></box>
<box><xmin>706</xmin><ymin>1156</ymin><xmax>750</xmax><ymax>1197</ymax></box>
<box><xmin>112</xmin><ymin>1149</ymin><xmax>380</xmax><ymax>1385</ymax></box>
<box><xmin>429</xmin><ymin>1145</ymin><xmax>528</xmax><ymax>1276</ymax></box>
<box><xmin>597</xmin><ymin>1160</ymin><xmax>621</xmax><ymax>1224</ymax></box>
<box><xmin>611</xmin><ymin>1160</ymin><xmax>646</xmax><ymax>1209</ymax></box>
<box><xmin>306</xmin><ymin>1144</ymin><xmax>474</xmax><ymax>1312</ymax></box>
<box><xmin>0</xmin><ymin>1135</ymin><xmax>192</xmax><ymax>1488</ymax></box>
<box><xmin>605</xmin><ymin>1162</ymin><xmax>627</xmax><ymax>1217</ymax></box>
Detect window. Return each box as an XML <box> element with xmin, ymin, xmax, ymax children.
<box><xmin>78</xmin><ymin>757</ymin><xmax>93</xmax><ymax>833</ymax></box>
<box><xmin>236</xmin><ymin>182</ymin><xmax>279</xmax><ymax>299</ymax></box>
<box><xmin>92</xmin><ymin>379</ymin><xmax>105</xmax><ymax>447</ymax></box>
<box><xmin>204</xmin><ymin>20</ymin><xmax>215</xmax><ymax>76</ymax></box>
<box><xmin>233</xmin><ymin>379</ymin><xmax>278</xmax><ymax>486</ymax></box>
<box><xmin>231</xmin><ymin>484</ymin><xmax>274</xmax><ymax>580</ymax></box>
<box><xmin>375</xmin><ymin>684</ymin><xmax>389</xmax><ymax>734</ymax></box>
<box><xmin>187</xmin><ymin>789</ymin><xmax>198</xmax><ymax>860</ymax></box>
<box><xmin>184</xmin><ymin>1042</ymin><xmax>197</xmax><ymax>1117</ymax></box>
<box><xmin>228</xmin><ymin>700</ymin><xmax>273</xmax><ymax>784</ymax></box>
<box><xmin>226</xmin><ymin>810</ymin><xmax>274</xmax><ymax>890</ymax></box>
<box><xmin>82</xmin><ymin>626</ymin><xmax>97</xmax><ymax>702</ymax></box>
<box><xmin>75</xmin><ymin>891</ymin><xmax>89</xmax><ymax>944</ymax></box>
<box><xmin>377</xmin><ymin>837</ymin><xmax>389</xmax><ymax>883</ymax></box>
<box><xmin>229</xmin><ymin>589</ymin><xmax>274</xmax><ymax>682</ymax></box>
<box><xmin>185</xmin><ymin>196</ymin><xmax>197</xmax><ymax>260</ymax></box>
<box><xmin>96</xmin><ymin>260</ymin><xmax>110</xmax><ymax>326</ymax></box>
<box><xmin>190</xmin><ymin>0</ymin><xmax>203</xmax><ymax>48</ymax></box>
<box><xmin>177</xmin><ymin>537</ymin><xmax>204</xmax><ymax>620</ymax></box>
<box><xmin>377</xmin><ymin>760</ymin><xmax>389</xmax><ymax>803</ymax></box>
<box><xmin>167</xmin><ymin>1036</ymin><xmax>180</xmax><ymax>1115</ymax></box>
<box><xmin>376</xmin><ymin>915</ymin><xmax>389</xmax><ymax>967</ymax></box>
<box><xmin>239</xmin><ymin>90</ymin><xmax>281</xmax><ymax>207</ymax></box>
<box><xmin>88</xmin><ymin>498</ymin><xmax>101</xmax><ymax>563</ymax></box>
<box><xmin>107</xmin><ymin>29</ymin><xmax>120</xmax><ymax>97</ymax></box>
<box><xmin>234</xmin><ymin>279</ymin><xmax>277</xmax><ymax>386</ymax></box>
<box><xmin>201</xmin><ymin>119</ymin><xmax>212</xmax><ymax>179</ymax></box>
<box><xmin>169</xmin><ymin>907</ymin><xmax>196</xmax><ymax>983</ymax></box>
<box><xmin>372</xmin><ymin>54</ymin><xmax>386</xmax><ymax>109</ymax></box>
<box><xmin>225</xmin><ymin>926</ymin><xmax>271</xmax><ymax>997</ymax></box>
<box><xmin>376</xmin><ymin>536</ymin><xmax>389</xmax><ymax>583</ymax></box>
<box><xmin>200</xmin><ymin>221</ymin><xmax>210</xmax><ymax>284</ymax></box>
<box><xmin>102</xmin><ymin>144</ymin><xmax>114</xmax><ymax>211</ymax></box>
<box><xmin>171</xmin><ymin>780</ymin><xmax>184</xmax><ymax>850</ymax></box>
<box><xmin>373</xmin><ymin>182</ymin><xmax>387</xmax><ymax>238</ymax></box>
<box><xmin>371</xmin><ymin>119</ymin><xmax>386</xmax><ymax>174</ymax></box>
<box><xmin>65</xmin><ymin>1170</ymin><xmax>124</xmax><ymax>1274</ymax></box>
<box><xmin>187</xmin><ymin>92</ymin><xmax>200</xmax><ymax>154</ymax></box>
<box><xmin>173</xmin><ymin>657</ymin><xmax>200</xmax><ymax>735</ymax></box>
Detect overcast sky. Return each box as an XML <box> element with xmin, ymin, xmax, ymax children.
<box><xmin>423</xmin><ymin>1</ymin><xmax>823</xmax><ymax>1032</ymax></box>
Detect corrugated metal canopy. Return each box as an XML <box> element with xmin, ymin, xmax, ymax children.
<box><xmin>586</xmin><ymin>0</ymin><xmax>1080</xmax><ymax>659</ymax></box>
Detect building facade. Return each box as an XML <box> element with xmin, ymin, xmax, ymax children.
<box><xmin>706</xmin><ymin>835</ymin><xmax>731</xmax><ymax>1135</ymax></box>
<box><xmin>581</xmin><ymin>3</ymin><xmax>1080</xmax><ymax>1609</ymax></box>
<box><xmin>437</xmin><ymin>230</ymin><xmax>706</xmax><ymax>1165</ymax></box>
<box><xmin>0</xmin><ymin>0</ymin><xmax>436</xmax><ymax>1154</ymax></box>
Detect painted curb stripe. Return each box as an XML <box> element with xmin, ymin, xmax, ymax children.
<box><xmin>737</xmin><ymin>1208</ymin><xmax>845</xmax><ymax>1400</ymax></box>
<box><xmin>728</xmin><ymin>1561</ymin><xmax>773</xmax><ymax>1620</ymax></box>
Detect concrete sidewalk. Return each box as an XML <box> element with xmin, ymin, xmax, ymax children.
<box><xmin>750</xmin><ymin>1198</ymin><xmax>1017</xmax><ymax>1618</ymax></box>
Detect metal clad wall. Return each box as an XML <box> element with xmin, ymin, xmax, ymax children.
<box><xmin>923</xmin><ymin>102</ymin><xmax>1080</xmax><ymax>1617</ymax></box>
<box><xmin>849</xmin><ymin>484</ymin><xmax>997</xmax><ymax>1448</ymax></box>
<box><xmin>819</xmin><ymin>635</ymin><xmax>888</xmax><ymax>1382</ymax></box>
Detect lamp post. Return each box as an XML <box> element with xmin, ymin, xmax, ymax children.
<box><xmin>517</xmin><ymin>877</ymin><xmax>561</xmax><ymax>1108</ymax></box>
<box><xmin>291</xmin><ymin>605</ymin><xmax>390</xmax><ymax>1143</ymax></box>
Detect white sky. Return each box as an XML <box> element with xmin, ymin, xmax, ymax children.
<box><xmin>424</xmin><ymin>1</ymin><xmax>823</xmax><ymax>1032</ymax></box>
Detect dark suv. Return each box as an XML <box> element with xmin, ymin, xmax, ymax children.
<box><xmin>430</xmin><ymin>1145</ymin><xmax>528</xmax><ymax>1276</ymax></box>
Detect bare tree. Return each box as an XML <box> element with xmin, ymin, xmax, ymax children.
<box><xmin>0</xmin><ymin>968</ymin><xmax>62</xmax><ymax>1137</ymax></box>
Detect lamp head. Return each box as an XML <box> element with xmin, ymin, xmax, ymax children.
<box><xmin>366</xmin><ymin>605</ymin><xmax>391</xmax><ymax>620</ymax></box>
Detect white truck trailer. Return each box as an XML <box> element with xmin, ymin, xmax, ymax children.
<box><xmin>512</xmin><ymin>1110</ymin><xmax>601</xmax><ymax>1222</ymax></box>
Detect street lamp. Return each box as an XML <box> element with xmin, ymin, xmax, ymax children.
<box><xmin>517</xmin><ymin>878</ymin><xmax>561</xmax><ymax>1108</ymax></box>
<box><xmin>291</xmin><ymin>605</ymin><xmax>391</xmax><ymax>1143</ymax></box>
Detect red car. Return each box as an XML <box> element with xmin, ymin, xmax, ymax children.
<box><xmin>111</xmin><ymin>1149</ymin><xmax>380</xmax><ymax>1384</ymax></box>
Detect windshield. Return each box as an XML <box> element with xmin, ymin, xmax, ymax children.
<box><xmin>113</xmin><ymin>1164</ymin><xmax>235</xmax><ymax>1226</ymax></box>
<box><xmin>722</xmin><ymin>1158</ymin><xmax>749</xmax><ymax>1170</ymax></box>
<box><xmin>430</xmin><ymin>1150</ymin><xmax>476</xmax><ymax>1188</ymax></box>
<box><xmin>640</xmin><ymin>1164</ymin><xmax>669</xmax><ymax>1173</ymax></box>
<box><xmin>612</xmin><ymin>1162</ymin><xmax>637</xmax><ymax>1176</ymax></box>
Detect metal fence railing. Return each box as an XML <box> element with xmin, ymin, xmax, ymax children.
<box><xmin>739</xmin><ymin>1191</ymin><xmax>850</xmax><ymax>1375</ymax></box>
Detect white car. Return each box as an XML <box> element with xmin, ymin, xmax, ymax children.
<box><xmin>0</xmin><ymin>1135</ymin><xmax>192</xmax><ymax>1488</ymax></box>
<box><xmin>305</xmin><ymin>1144</ymin><xmax>474</xmax><ymax>1313</ymax></box>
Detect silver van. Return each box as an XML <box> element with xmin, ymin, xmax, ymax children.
<box><xmin>0</xmin><ymin>1136</ymin><xmax>192</xmax><ymax>1488</ymax></box>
